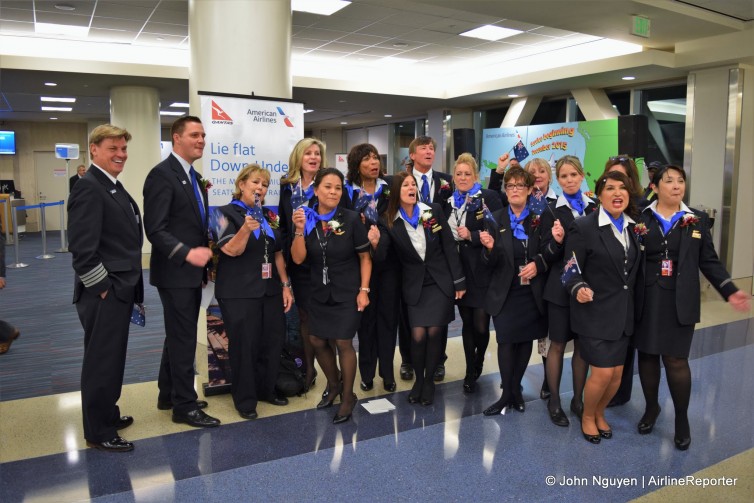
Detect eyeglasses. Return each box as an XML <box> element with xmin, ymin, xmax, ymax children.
<box><xmin>609</xmin><ymin>156</ymin><xmax>631</xmax><ymax>163</ymax></box>
<box><xmin>504</xmin><ymin>183</ymin><xmax>528</xmax><ymax>191</ymax></box>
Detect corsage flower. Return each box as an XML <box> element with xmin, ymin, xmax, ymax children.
<box><xmin>680</xmin><ymin>214</ymin><xmax>699</xmax><ymax>228</ymax></box>
<box><xmin>633</xmin><ymin>222</ymin><xmax>648</xmax><ymax>241</ymax></box>
<box><xmin>265</xmin><ymin>209</ymin><xmax>280</xmax><ymax>229</ymax></box>
<box><xmin>324</xmin><ymin>219</ymin><xmax>345</xmax><ymax>236</ymax></box>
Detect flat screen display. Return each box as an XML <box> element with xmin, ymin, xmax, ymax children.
<box><xmin>0</xmin><ymin>131</ymin><xmax>16</xmax><ymax>155</ymax></box>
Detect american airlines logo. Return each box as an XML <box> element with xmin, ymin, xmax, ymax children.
<box><xmin>277</xmin><ymin>107</ymin><xmax>294</xmax><ymax>128</ymax></box>
<box><xmin>211</xmin><ymin>101</ymin><xmax>233</xmax><ymax>124</ymax></box>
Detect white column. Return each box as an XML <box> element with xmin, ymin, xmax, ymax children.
<box><xmin>570</xmin><ymin>88</ymin><xmax>618</xmax><ymax>121</ymax></box>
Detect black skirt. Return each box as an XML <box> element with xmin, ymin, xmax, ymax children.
<box><xmin>547</xmin><ymin>302</ymin><xmax>577</xmax><ymax>343</ymax></box>
<box><xmin>579</xmin><ymin>333</ymin><xmax>630</xmax><ymax>368</ymax></box>
<box><xmin>634</xmin><ymin>283</ymin><xmax>695</xmax><ymax>358</ymax></box>
<box><xmin>290</xmin><ymin>263</ymin><xmax>312</xmax><ymax>312</ymax></box>
<box><xmin>492</xmin><ymin>283</ymin><xmax>547</xmax><ymax>344</ymax></box>
<box><xmin>407</xmin><ymin>281</ymin><xmax>454</xmax><ymax>328</ymax></box>
<box><xmin>309</xmin><ymin>295</ymin><xmax>362</xmax><ymax>340</ymax></box>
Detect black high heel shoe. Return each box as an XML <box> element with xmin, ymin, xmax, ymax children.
<box><xmin>540</xmin><ymin>381</ymin><xmax>551</xmax><ymax>400</ymax></box>
<box><xmin>316</xmin><ymin>384</ymin><xmax>341</xmax><ymax>410</ymax></box>
<box><xmin>582</xmin><ymin>428</ymin><xmax>601</xmax><ymax>444</ymax></box>
<box><xmin>483</xmin><ymin>398</ymin><xmax>508</xmax><ymax>416</ymax></box>
<box><xmin>333</xmin><ymin>394</ymin><xmax>357</xmax><ymax>424</ymax></box>
<box><xmin>421</xmin><ymin>381</ymin><xmax>435</xmax><ymax>406</ymax></box>
<box><xmin>637</xmin><ymin>405</ymin><xmax>661</xmax><ymax>435</ymax></box>
<box><xmin>304</xmin><ymin>369</ymin><xmax>318</xmax><ymax>392</ymax></box>
<box><xmin>462</xmin><ymin>374</ymin><xmax>476</xmax><ymax>394</ymax></box>
<box><xmin>511</xmin><ymin>394</ymin><xmax>525</xmax><ymax>413</ymax></box>
<box><xmin>408</xmin><ymin>380</ymin><xmax>422</xmax><ymax>404</ymax></box>
<box><xmin>674</xmin><ymin>435</ymin><xmax>691</xmax><ymax>451</ymax></box>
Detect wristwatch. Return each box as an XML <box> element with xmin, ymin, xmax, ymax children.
<box><xmin>359</xmin><ymin>287</ymin><xmax>370</xmax><ymax>293</ymax></box>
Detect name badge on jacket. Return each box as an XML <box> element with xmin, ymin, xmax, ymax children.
<box><xmin>692</xmin><ymin>230</ymin><xmax>701</xmax><ymax>239</ymax></box>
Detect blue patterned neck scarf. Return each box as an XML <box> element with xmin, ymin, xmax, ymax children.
<box><xmin>399</xmin><ymin>205</ymin><xmax>420</xmax><ymax>229</ymax></box>
<box><xmin>608</xmin><ymin>212</ymin><xmax>625</xmax><ymax>233</ymax></box>
<box><xmin>651</xmin><ymin>209</ymin><xmax>685</xmax><ymax>235</ymax></box>
<box><xmin>563</xmin><ymin>190</ymin><xmax>585</xmax><ymax>215</ymax></box>
<box><xmin>508</xmin><ymin>206</ymin><xmax>530</xmax><ymax>240</ymax></box>
<box><xmin>230</xmin><ymin>199</ymin><xmax>275</xmax><ymax>241</ymax></box>
<box><xmin>303</xmin><ymin>204</ymin><xmax>337</xmax><ymax>236</ymax></box>
<box><xmin>452</xmin><ymin>182</ymin><xmax>482</xmax><ymax>209</ymax></box>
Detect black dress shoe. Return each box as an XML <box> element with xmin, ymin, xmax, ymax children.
<box><xmin>407</xmin><ymin>394</ymin><xmax>420</xmax><ymax>404</ymax></box>
<box><xmin>399</xmin><ymin>363</ymin><xmax>413</xmax><ymax>381</ymax></box>
<box><xmin>172</xmin><ymin>409</ymin><xmax>220</xmax><ymax>428</ymax></box>
<box><xmin>462</xmin><ymin>375</ymin><xmax>476</xmax><ymax>394</ymax></box>
<box><xmin>637</xmin><ymin>406</ymin><xmax>661</xmax><ymax>435</ymax></box>
<box><xmin>483</xmin><ymin>400</ymin><xmax>507</xmax><ymax>416</ymax></box>
<box><xmin>540</xmin><ymin>389</ymin><xmax>552</xmax><ymax>400</ymax></box>
<box><xmin>582</xmin><ymin>429</ymin><xmax>601</xmax><ymax>444</ymax></box>
<box><xmin>86</xmin><ymin>436</ymin><xmax>134</xmax><ymax>452</ymax></box>
<box><xmin>511</xmin><ymin>396</ymin><xmax>525</xmax><ymax>413</ymax></box>
<box><xmin>239</xmin><ymin>410</ymin><xmax>258</xmax><ymax>420</ymax></box>
<box><xmin>333</xmin><ymin>411</ymin><xmax>352</xmax><ymax>424</ymax></box>
<box><xmin>157</xmin><ymin>399</ymin><xmax>208</xmax><ymax>411</ymax></box>
<box><xmin>265</xmin><ymin>396</ymin><xmax>288</xmax><ymax>406</ymax></box>
<box><xmin>359</xmin><ymin>380</ymin><xmax>374</xmax><ymax>391</ymax></box>
<box><xmin>316</xmin><ymin>385</ymin><xmax>341</xmax><ymax>409</ymax></box>
<box><xmin>433</xmin><ymin>365</ymin><xmax>445</xmax><ymax>382</ymax></box>
<box><xmin>598</xmin><ymin>428</ymin><xmax>613</xmax><ymax>439</ymax></box>
<box><xmin>570</xmin><ymin>398</ymin><xmax>583</xmax><ymax>420</ymax></box>
<box><xmin>116</xmin><ymin>416</ymin><xmax>134</xmax><ymax>430</ymax></box>
<box><xmin>548</xmin><ymin>407</ymin><xmax>570</xmax><ymax>427</ymax></box>
<box><xmin>674</xmin><ymin>436</ymin><xmax>691</xmax><ymax>451</ymax></box>
<box><xmin>384</xmin><ymin>381</ymin><xmax>397</xmax><ymax>392</ymax></box>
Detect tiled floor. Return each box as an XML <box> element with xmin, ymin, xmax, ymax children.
<box><xmin>1</xmin><ymin>234</ymin><xmax>752</xmax><ymax>502</ymax></box>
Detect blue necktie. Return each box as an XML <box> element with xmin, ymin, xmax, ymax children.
<box><xmin>421</xmin><ymin>174</ymin><xmax>430</xmax><ymax>203</ymax></box>
<box><xmin>189</xmin><ymin>166</ymin><xmax>206</xmax><ymax>224</ymax></box>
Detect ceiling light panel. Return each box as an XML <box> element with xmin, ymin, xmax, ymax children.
<box><xmin>35</xmin><ymin>22</ymin><xmax>89</xmax><ymax>37</ymax></box>
<box><xmin>460</xmin><ymin>25</ymin><xmax>523</xmax><ymax>41</ymax></box>
<box><xmin>291</xmin><ymin>0</ymin><xmax>352</xmax><ymax>16</ymax></box>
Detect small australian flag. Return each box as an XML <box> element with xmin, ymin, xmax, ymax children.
<box><xmin>561</xmin><ymin>252</ymin><xmax>582</xmax><ymax>286</ymax></box>
<box><xmin>513</xmin><ymin>140</ymin><xmax>530</xmax><ymax>163</ymax></box>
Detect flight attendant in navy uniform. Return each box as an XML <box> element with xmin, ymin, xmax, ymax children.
<box><xmin>291</xmin><ymin>168</ymin><xmax>372</xmax><ymax>424</ymax></box>
<box><xmin>373</xmin><ymin>171</ymin><xmax>465</xmax><ymax>406</ymax></box>
<box><xmin>634</xmin><ymin>165</ymin><xmax>750</xmax><ymax>450</ymax></box>
<box><xmin>214</xmin><ymin>164</ymin><xmax>294</xmax><ymax>420</ymax></box>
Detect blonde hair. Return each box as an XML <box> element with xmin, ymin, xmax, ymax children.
<box><xmin>555</xmin><ymin>155</ymin><xmax>585</xmax><ymax>178</ymax></box>
<box><xmin>281</xmin><ymin>138</ymin><xmax>326</xmax><ymax>186</ymax></box>
<box><xmin>525</xmin><ymin>158</ymin><xmax>552</xmax><ymax>184</ymax></box>
<box><xmin>454</xmin><ymin>152</ymin><xmax>479</xmax><ymax>177</ymax></box>
<box><xmin>88</xmin><ymin>124</ymin><xmax>131</xmax><ymax>156</ymax></box>
<box><xmin>233</xmin><ymin>164</ymin><xmax>270</xmax><ymax>200</ymax></box>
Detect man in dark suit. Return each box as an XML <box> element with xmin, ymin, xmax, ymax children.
<box><xmin>68</xmin><ymin>124</ymin><xmax>143</xmax><ymax>452</ymax></box>
<box><xmin>143</xmin><ymin>115</ymin><xmax>219</xmax><ymax>428</ymax></box>
<box><xmin>402</xmin><ymin>136</ymin><xmax>454</xmax><ymax>381</ymax></box>
<box><xmin>69</xmin><ymin>164</ymin><xmax>87</xmax><ymax>192</ymax></box>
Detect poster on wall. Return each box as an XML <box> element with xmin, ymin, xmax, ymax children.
<box><xmin>199</xmin><ymin>93</ymin><xmax>304</xmax><ymax>209</ymax></box>
<box><xmin>200</xmin><ymin>92</ymin><xmax>303</xmax><ymax>394</ymax></box>
<box><xmin>479</xmin><ymin>119</ymin><xmax>619</xmax><ymax>194</ymax></box>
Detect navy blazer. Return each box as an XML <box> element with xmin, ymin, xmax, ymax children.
<box><xmin>483</xmin><ymin>207</ymin><xmax>548</xmax><ymax>318</ymax></box>
<box><xmin>143</xmin><ymin>154</ymin><xmax>208</xmax><ymax>289</ymax></box>
<box><xmin>540</xmin><ymin>197</ymin><xmax>598</xmax><ymax>306</ymax></box>
<box><xmin>563</xmin><ymin>210</ymin><xmax>641</xmax><ymax>340</ymax></box>
<box><xmin>214</xmin><ymin>203</ymin><xmax>283</xmax><ymax>299</ymax></box>
<box><xmin>635</xmin><ymin>208</ymin><xmax>738</xmax><ymax>325</ymax></box>
<box><xmin>443</xmin><ymin>188</ymin><xmax>503</xmax><ymax>291</ymax></box>
<box><xmin>68</xmin><ymin>166</ymin><xmax>143</xmax><ymax>303</ymax></box>
<box><xmin>300</xmin><ymin>208</ymin><xmax>370</xmax><ymax>303</ymax></box>
<box><xmin>375</xmin><ymin>203</ymin><xmax>465</xmax><ymax>305</ymax></box>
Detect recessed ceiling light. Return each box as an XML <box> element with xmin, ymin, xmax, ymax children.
<box><xmin>35</xmin><ymin>22</ymin><xmax>89</xmax><ymax>37</ymax></box>
<box><xmin>304</xmin><ymin>109</ymin><xmax>314</xmax><ymax>113</ymax></box>
<box><xmin>291</xmin><ymin>0</ymin><xmax>351</xmax><ymax>16</ymax></box>
<box><xmin>156</xmin><ymin>37</ymin><xmax>165</xmax><ymax>41</ymax></box>
<box><xmin>384</xmin><ymin>114</ymin><xmax>392</xmax><ymax>118</ymax></box>
<box><xmin>49</xmin><ymin>117</ymin><xmax>59</xmax><ymax>120</ymax></box>
<box><xmin>508</xmin><ymin>94</ymin><xmax>519</xmax><ymax>98</ymax></box>
<box><xmin>377</xmin><ymin>56</ymin><xmax>418</xmax><ymax>66</ymax></box>
<box><xmin>340</xmin><ymin>121</ymin><xmax>348</xmax><ymax>125</ymax></box>
<box><xmin>160</xmin><ymin>111</ymin><xmax>184</xmax><ymax>116</ymax></box>
<box><xmin>460</xmin><ymin>25</ymin><xmax>522</xmax><ymax>41</ymax></box>
<box><xmin>41</xmin><ymin>96</ymin><xmax>76</xmax><ymax>103</ymax></box>
<box><xmin>339</xmin><ymin>100</ymin><xmax>347</xmax><ymax>103</ymax></box>
<box><xmin>41</xmin><ymin>106</ymin><xmax>72</xmax><ymax>112</ymax></box>
<box><xmin>622</xmin><ymin>76</ymin><xmax>636</xmax><ymax>80</ymax></box>
<box><xmin>44</xmin><ymin>82</ymin><xmax>58</xmax><ymax>87</ymax></box>
<box><xmin>169</xmin><ymin>102</ymin><xmax>190</xmax><ymax>108</ymax></box>
<box><xmin>393</xmin><ymin>42</ymin><xmax>408</xmax><ymax>48</ymax></box>
<box><xmin>54</xmin><ymin>3</ymin><xmax>76</xmax><ymax>11</ymax></box>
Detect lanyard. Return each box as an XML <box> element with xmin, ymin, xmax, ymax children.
<box><xmin>314</xmin><ymin>224</ymin><xmax>330</xmax><ymax>285</ymax></box>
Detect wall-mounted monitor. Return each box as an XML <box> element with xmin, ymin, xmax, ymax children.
<box><xmin>0</xmin><ymin>131</ymin><xmax>16</xmax><ymax>155</ymax></box>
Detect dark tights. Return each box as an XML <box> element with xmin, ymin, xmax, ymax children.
<box><xmin>410</xmin><ymin>326</ymin><xmax>443</xmax><ymax>401</ymax></box>
<box><xmin>545</xmin><ymin>340</ymin><xmax>588</xmax><ymax>411</ymax></box>
<box><xmin>489</xmin><ymin>341</ymin><xmax>532</xmax><ymax>409</ymax></box>
<box><xmin>638</xmin><ymin>351</ymin><xmax>691</xmax><ymax>439</ymax></box>
<box><xmin>458</xmin><ymin>306</ymin><xmax>490</xmax><ymax>377</ymax></box>
<box><xmin>310</xmin><ymin>335</ymin><xmax>356</xmax><ymax>417</ymax></box>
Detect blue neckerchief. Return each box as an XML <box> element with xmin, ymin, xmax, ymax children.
<box><xmin>651</xmin><ymin>209</ymin><xmax>685</xmax><ymax>236</ymax></box>
<box><xmin>563</xmin><ymin>190</ymin><xmax>585</xmax><ymax>215</ymax></box>
<box><xmin>399</xmin><ymin>205</ymin><xmax>420</xmax><ymax>229</ymax></box>
<box><xmin>354</xmin><ymin>184</ymin><xmax>384</xmax><ymax>224</ymax></box>
<box><xmin>345</xmin><ymin>181</ymin><xmax>355</xmax><ymax>202</ymax></box>
<box><xmin>290</xmin><ymin>180</ymin><xmax>315</xmax><ymax>209</ymax></box>
<box><xmin>452</xmin><ymin>182</ymin><xmax>482</xmax><ymax>209</ymax></box>
<box><xmin>508</xmin><ymin>206</ymin><xmax>530</xmax><ymax>240</ymax></box>
<box><xmin>303</xmin><ymin>204</ymin><xmax>337</xmax><ymax>236</ymax></box>
<box><xmin>608</xmin><ymin>212</ymin><xmax>625</xmax><ymax>233</ymax></box>
<box><xmin>230</xmin><ymin>199</ymin><xmax>275</xmax><ymax>241</ymax></box>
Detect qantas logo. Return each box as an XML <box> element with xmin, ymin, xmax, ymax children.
<box><xmin>211</xmin><ymin>101</ymin><xmax>233</xmax><ymax>124</ymax></box>
<box><xmin>277</xmin><ymin>107</ymin><xmax>295</xmax><ymax>128</ymax></box>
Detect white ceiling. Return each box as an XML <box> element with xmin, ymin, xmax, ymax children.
<box><xmin>0</xmin><ymin>0</ymin><xmax>751</xmax><ymax>128</ymax></box>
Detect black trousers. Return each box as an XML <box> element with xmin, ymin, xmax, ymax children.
<box><xmin>358</xmin><ymin>266</ymin><xmax>400</xmax><ymax>383</ymax></box>
<box><xmin>157</xmin><ymin>287</ymin><xmax>202</xmax><ymax>414</ymax></box>
<box><xmin>76</xmin><ymin>287</ymin><xmax>132</xmax><ymax>442</ymax></box>
<box><xmin>217</xmin><ymin>295</ymin><xmax>285</xmax><ymax>413</ymax></box>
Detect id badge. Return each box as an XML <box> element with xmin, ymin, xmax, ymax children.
<box><xmin>322</xmin><ymin>266</ymin><xmax>330</xmax><ymax>285</ymax></box>
<box><xmin>261</xmin><ymin>262</ymin><xmax>272</xmax><ymax>279</ymax></box>
<box><xmin>519</xmin><ymin>265</ymin><xmax>530</xmax><ymax>285</ymax></box>
<box><xmin>661</xmin><ymin>259</ymin><xmax>673</xmax><ymax>277</ymax></box>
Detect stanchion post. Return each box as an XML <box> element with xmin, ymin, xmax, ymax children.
<box><xmin>1</xmin><ymin>199</ymin><xmax>11</xmax><ymax>246</ymax></box>
<box><xmin>36</xmin><ymin>202</ymin><xmax>56</xmax><ymax>260</ymax></box>
<box><xmin>56</xmin><ymin>199</ymin><xmax>68</xmax><ymax>253</ymax></box>
<box><xmin>7</xmin><ymin>204</ymin><xmax>28</xmax><ymax>268</ymax></box>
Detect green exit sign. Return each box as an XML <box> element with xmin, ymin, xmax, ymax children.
<box><xmin>632</xmin><ymin>16</ymin><xmax>651</xmax><ymax>38</ymax></box>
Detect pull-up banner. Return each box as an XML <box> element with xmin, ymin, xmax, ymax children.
<box><xmin>199</xmin><ymin>93</ymin><xmax>304</xmax><ymax>208</ymax></box>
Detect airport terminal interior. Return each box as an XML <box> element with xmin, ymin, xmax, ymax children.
<box><xmin>1</xmin><ymin>1</ymin><xmax>754</xmax><ymax>501</ymax></box>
